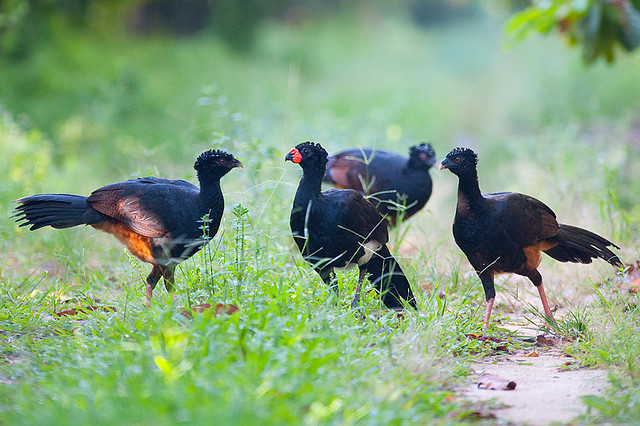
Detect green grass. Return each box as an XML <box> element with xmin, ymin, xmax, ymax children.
<box><xmin>1</xmin><ymin>10</ymin><xmax>640</xmax><ymax>424</ymax></box>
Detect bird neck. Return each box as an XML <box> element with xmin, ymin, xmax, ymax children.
<box><xmin>192</xmin><ymin>176</ymin><xmax>224</xmax><ymax>239</ymax></box>
<box><xmin>198</xmin><ymin>176</ymin><xmax>224</xmax><ymax>211</ymax></box>
<box><xmin>295</xmin><ymin>166</ymin><xmax>324</xmax><ymax>204</ymax></box>
<box><xmin>406</xmin><ymin>156</ymin><xmax>423</xmax><ymax>171</ymax></box>
<box><xmin>456</xmin><ymin>170</ymin><xmax>483</xmax><ymax>209</ymax></box>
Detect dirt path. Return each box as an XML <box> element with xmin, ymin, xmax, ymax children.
<box><xmin>461</xmin><ymin>311</ymin><xmax>608</xmax><ymax>424</ymax></box>
<box><xmin>464</xmin><ymin>349</ymin><xmax>607</xmax><ymax>425</ymax></box>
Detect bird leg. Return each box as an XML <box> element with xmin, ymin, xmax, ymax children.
<box><xmin>145</xmin><ymin>265</ymin><xmax>163</xmax><ymax>304</ymax></box>
<box><xmin>483</xmin><ymin>298</ymin><xmax>495</xmax><ymax>329</ymax></box>
<box><xmin>526</xmin><ymin>269</ymin><xmax>556</xmax><ymax>324</ymax></box>
<box><xmin>162</xmin><ymin>266</ymin><xmax>175</xmax><ymax>293</ymax></box>
<box><xmin>351</xmin><ymin>268</ymin><xmax>368</xmax><ymax>309</ymax></box>
<box><xmin>479</xmin><ymin>273</ymin><xmax>496</xmax><ymax>329</ymax></box>
<box><xmin>536</xmin><ymin>283</ymin><xmax>556</xmax><ymax>324</ymax></box>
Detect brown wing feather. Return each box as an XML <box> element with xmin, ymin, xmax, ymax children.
<box><xmin>337</xmin><ymin>191</ymin><xmax>389</xmax><ymax>245</ymax></box>
<box><xmin>88</xmin><ymin>186</ymin><xmax>167</xmax><ymax>238</ymax></box>
<box><xmin>487</xmin><ymin>192</ymin><xmax>559</xmax><ymax>246</ymax></box>
<box><xmin>87</xmin><ymin>177</ymin><xmax>199</xmax><ymax>238</ymax></box>
<box><xmin>326</xmin><ymin>153</ymin><xmax>392</xmax><ymax>195</ymax></box>
<box><xmin>326</xmin><ymin>155</ymin><xmax>369</xmax><ymax>191</ymax></box>
<box><xmin>326</xmin><ymin>157</ymin><xmax>354</xmax><ymax>189</ymax></box>
<box><xmin>486</xmin><ymin>192</ymin><xmax>561</xmax><ymax>270</ymax></box>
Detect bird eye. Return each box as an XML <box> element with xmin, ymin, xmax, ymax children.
<box><xmin>454</xmin><ymin>157</ymin><xmax>461</xmax><ymax>163</ymax></box>
<box><xmin>219</xmin><ymin>158</ymin><xmax>226</xmax><ymax>165</ymax></box>
<box><xmin>419</xmin><ymin>153</ymin><xmax>428</xmax><ymax>161</ymax></box>
<box><xmin>302</xmin><ymin>148</ymin><xmax>309</xmax><ymax>155</ymax></box>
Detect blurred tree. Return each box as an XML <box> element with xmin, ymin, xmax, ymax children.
<box><xmin>128</xmin><ymin>0</ymin><xmax>211</xmax><ymax>35</ymax></box>
<box><xmin>128</xmin><ymin>0</ymin><xmax>340</xmax><ymax>49</ymax></box>
<box><xmin>209</xmin><ymin>0</ymin><xmax>289</xmax><ymax>50</ymax></box>
<box><xmin>0</xmin><ymin>0</ymin><xmax>38</xmax><ymax>59</ymax></box>
<box><xmin>1</xmin><ymin>0</ymin><xmax>488</xmax><ymax>56</ymax></box>
<box><xmin>0</xmin><ymin>0</ymin><xmax>130</xmax><ymax>59</ymax></box>
<box><xmin>410</xmin><ymin>0</ymin><xmax>479</xmax><ymax>26</ymax></box>
<box><xmin>505</xmin><ymin>0</ymin><xmax>640</xmax><ymax>64</ymax></box>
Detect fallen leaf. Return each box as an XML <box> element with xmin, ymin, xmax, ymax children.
<box><xmin>617</xmin><ymin>261</ymin><xmax>640</xmax><ymax>293</ymax></box>
<box><xmin>178</xmin><ymin>303</ymin><xmax>239</xmax><ymax>319</ymax></box>
<box><xmin>536</xmin><ymin>335</ymin><xmax>567</xmax><ymax>346</ymax></box>
<box><xmin>466</xmin><ymin>333</ymin><xmax>509</xmax><ymax>344</ymax></box>
<box><xmin>55</xmin><ymin>306</ymin><xmax>116</xmax><ymax>317</ymax></box>
<box><xmin>477</xmin><ymin>373</ymin><xmax>516</xmax><ymax>391</ymax></box>
<box><xmin>212</xmin><ymin>303</ymin><xmax>239</xmax><ymax>316</ymax></box>
<box><xmin>192</xmin><ymin>303</ymin><xmax>212</xmax><ymax>313</ymax></box>
<box><xmin>523</xmin><ymin>351</ymin><xmax>539</xmax><ymax>357</ymax></box>
<box><xmin>56</xmin><ymin>309</ymin><xmax>81</xmax><ymax>317</ymax></box>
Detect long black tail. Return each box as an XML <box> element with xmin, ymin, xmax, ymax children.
<box><xmin>12</xmin><ymin>194</ymin><xmax>100</xmax><ymax>230</ymax></box>
<box><xmin>544</xmin><ymin>224</ymin><xmax>622</xmax><ymax>267</ymax></box>
<box><xmin>366</xmin><ymin>245</ymin><xmax>418</xmax><ymax>309</ymax></box>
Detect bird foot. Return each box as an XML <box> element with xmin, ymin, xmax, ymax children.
<box><xmin>482</xmin><ymin>298</ymin><xmax>495</xmax><ymax>329</ymax></box>
<box><xmin>351</xmin><ymin>291</ymin><xmax>361</xmax><ymax>310</ymax></box>
<box><xmin>145</xmin><ymin>283</ymin><xmax>154</xmax><ymax>307</ymax></box>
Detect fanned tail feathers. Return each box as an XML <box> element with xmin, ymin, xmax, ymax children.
<box><xmin>544</xmin><ymin>224</ymin><xmax>622</xmax><ymax>267</ymax></box>
<box><xmin>12</xmin><ymin>194</ymin><xmax>98</xmax><ymax>230</ymax></box>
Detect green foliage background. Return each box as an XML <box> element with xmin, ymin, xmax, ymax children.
<box><xmin>0</xmin><ymin>1</ymin><xmax>639</xmax><ymax>424</ymax></box>
<box><xmin>506</xmin><ymin>0</ymin><xmax>640</xmax><ymax>63</ymax></box>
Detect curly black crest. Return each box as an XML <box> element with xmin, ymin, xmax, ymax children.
<box><xmin>447</xmin><ymin>147</ymin><xmax>478</xmax><ymax>165</ymax></box>
<box><xmin>410</xmin><ymin>143</ymin><xmax>435</xmax><ymax>157</ymax></box>
<box><xmin>295</xmin><ymin>141</ymin><xmax>328</xmax><ymax>159</ymax></box>
<box><xmin>193</xmin><ymin>149</ymin><xmax>236</xmax><ymax>170</ymax></box>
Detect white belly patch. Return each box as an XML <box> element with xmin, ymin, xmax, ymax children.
<box><xmin>357</xmin><ymin>240</ymin><xmax>382</xmax><ymax>266</ymax></box>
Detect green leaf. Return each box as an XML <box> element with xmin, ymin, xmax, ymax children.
<box><xmin>582</xmin><ymin>395</ymin><xmax>615</xmax><ymax>415</ymax></box>
<box><xmin>618</xmin><ymin>0</ymin><xmax>640</xmax><ymax>50</ymax></box>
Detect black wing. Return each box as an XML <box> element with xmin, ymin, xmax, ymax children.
<box><xmin>87</xmin><ymin>177</ymin><xmax>200</xmax><ymax>238</ymax></box>
<box><xmin>328</xmin><ymin>189</ymin><xmax>389</xmax><ymax>245</ymax></box>
<box><xmin>325</xmin><ymin>149</ymin><xmax>401</xmax><ymax>194</ymax></box>
<box><xmin>486</xmin><ymin>192</ymin><xmax>559</xmax><ymax>246</ymax></box>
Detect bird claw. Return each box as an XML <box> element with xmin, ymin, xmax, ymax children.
<box><xmin>350</xmin><ymin>296</ymin><xmax>360</xmax><ymax>309</ymax></box>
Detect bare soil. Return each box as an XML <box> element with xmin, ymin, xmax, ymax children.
<box><xmin>462</xmin><ymin>309</ymin><xmax>608</xmax><ymax>425</ymax></box>
<box><xmin>465</xmin><ymin>350</ymin><xmax>607</xmax><ymax>425</ymax></box>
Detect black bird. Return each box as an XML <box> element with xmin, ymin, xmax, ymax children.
<box><xmin>439</xmin><ymin>147</ymin><xmax>621</xmax><ymax>326</ymax></box>
<box><xmin>285</xmin><ymin>141</ymin><xmax>417</xmax><ymax>309</ymax></box>
<box><xmin>13</xmin><ymin>150</ymin><xmax>242</xmax><ymax>301</ymax></box>
<box><xmin>323</xmin><ymin>143</ymin><xmax>437</xmax><ymax>226</ymax></box>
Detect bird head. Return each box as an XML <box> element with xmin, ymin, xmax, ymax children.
<box><xmin>285</xmin><ymin>141</ymin><xmax>328</xmax><ymax>169</ymax></box>
<box><xmin>408</xmin><ymin>143</ymin><xmax>437</xmax><ymax>170</ymax></box>
<box><xmin>438</xmin><ymin>147</ymin><xmax>478</xmax><ymax>176</ymax></box>
<box><xmin>194</xmin><ymin>150</ymin><xmax>243</xmax><ymax>181</ymax></box>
